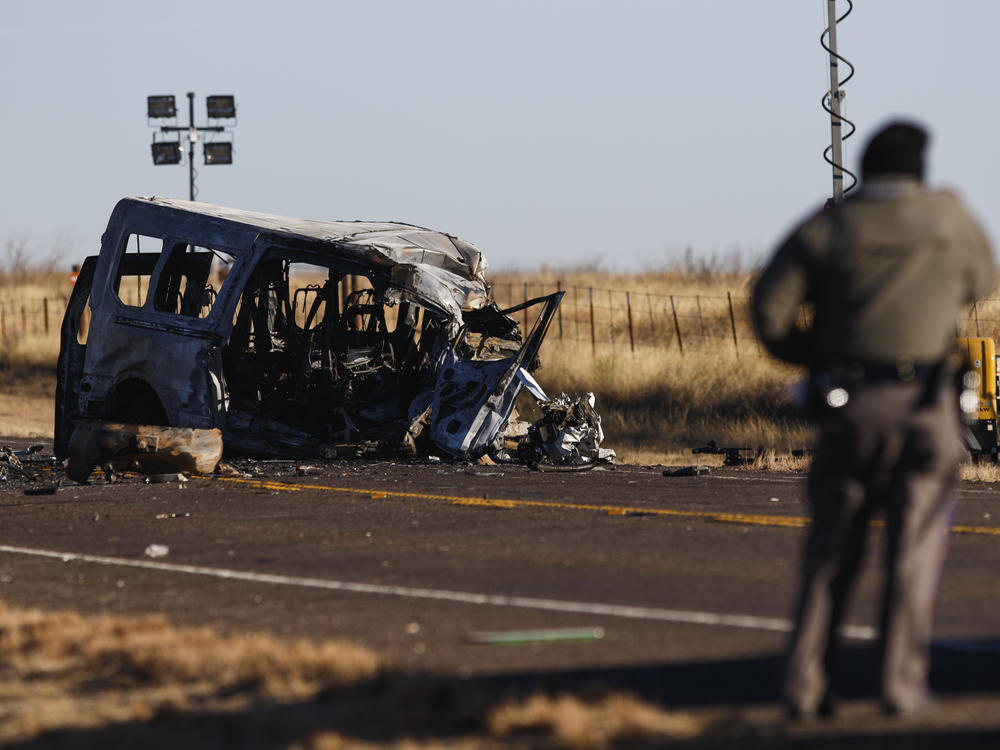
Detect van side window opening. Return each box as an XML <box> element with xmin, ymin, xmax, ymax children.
<box><xmin>221</xmin><ymin>252</ymin><xmax>440</xmax><ymax>442</ymax></box>
<box><xmin>152</xmin><ymin>244</ymin><xmax>232</xmax><ymax>319</ymax></box>
<box><xmin>75</xmin><ymin>294</ymin><xmax>92</xmax><ymax>345</ymax></box>
<box><xmin>114</xmin><ymin>234</ymin><xmax>161</xmax><ymax>307</ymax></box>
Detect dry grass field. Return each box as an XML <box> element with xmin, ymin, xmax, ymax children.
<box><xmin>0</xmin><ymin>261</ymin><xmax>811</xmax><ymax>462</ymax></box>
<box><xmin>489</xmin><ymin>262</ymin><xmax>803</xmax><ymax>462</ymax></box>
<box><xmin>0</xmin><ymin>261</ymin><xmax>70</xmax><ymax>438</ymax></box>
<box><xmin>4</xmin><ymin>260</ymin><xmax>1000</xmax><ymax>468</ymax></box>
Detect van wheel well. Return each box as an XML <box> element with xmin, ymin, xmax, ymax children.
<box><xmin>105</xmin><ymin>379</ymin><xmax>169</xmax><ymax>425</ymax></box>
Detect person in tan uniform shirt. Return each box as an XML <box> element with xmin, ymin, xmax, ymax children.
<box><xmin>752</xmin><ymin>121</ymin><xmax>995</xmax><ymax>718</ymax></box>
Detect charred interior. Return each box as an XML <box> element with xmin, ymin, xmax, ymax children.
<box><xmin>219</xmin><ymin>251</ymin><xmax>527</xmax><ymax>451</ymax></box>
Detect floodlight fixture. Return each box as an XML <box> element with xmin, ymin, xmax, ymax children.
<box><xmin>147</xmin><ymin>95</ymin><xmax>177</xmax><ymax>118</ymax></box>
<box><xmin>203</xmin><ymin>141</ymin><xmax>233</xmax><ymax>165</ymax></box>
<box><xmin>151</xmin><ymin>141</ymin><xmax>182</xmax><ymax>165</ymax></box>
<box><xmin>146</xmin><ymin>91</ymin><xmax>237</xmax><ymax>198</ymax></box>
<box><xmin>206</xmin><ymin>95</ymin><xmax>236</xmax><ymax>119</ymax></box>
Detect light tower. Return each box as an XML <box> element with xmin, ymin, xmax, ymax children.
<box><xmin>146</xmin><ymin>92</ymin><xmax>236</xmax><ymax>201</ymax></box>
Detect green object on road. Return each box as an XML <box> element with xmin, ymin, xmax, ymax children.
<box><xmin>465</xmin><ymin>626</ymin><xmax>605</xmax><ymax>645</ymax></box>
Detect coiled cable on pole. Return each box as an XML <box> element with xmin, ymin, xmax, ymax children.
<box><xmin>821</xmin><ymin>0</ymin><xmax>857</xmax><ymax>201</ymax></box>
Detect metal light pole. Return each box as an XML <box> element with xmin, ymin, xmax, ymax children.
<box><xmin>825</xmin><ymin>1</ymin><xmax>845</xmax><ymax>202</ymax></box>
<box><xmin>147</xmin><ymin>92</ymin><xmax>236</xmax><ymax>201</ymax></box>
<box><xmin>821</xmin><ymin>0</ymin><xmax>856</xmax><ymax>203</ymax></box>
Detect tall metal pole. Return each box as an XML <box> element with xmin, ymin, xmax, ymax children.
<box><xmin>826</xmin><ymin>0</ymin><xmax>844</xmax><ymax>202</ymax></box>
<box><xmin>187</xmin><ymin>92</ymin><xmax>196</xmax><ymax>201</ymax></box>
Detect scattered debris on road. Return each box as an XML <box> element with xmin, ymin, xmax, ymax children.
<box><xmin>1</xmin><ymin>447</ymin><xmax>36</xmax><ymax>483</ymax></box>
<box><xmin>513</xmin><ymin>392</ymin><xmax>615</xmax><ymax>467</ymax></box>
<box><xmin>23</xmin><ymin>484</ymin><xmax>59</xmax><ymax>496</ymax></box>
<box><xmin>662</xmin><ymin>466</ymin><xmax>712</xmax><ymax>477</ymax></box>
<box><xmin>143</xmin><ymin>543</ymin><xmax>170</xmax><ymax>558</ymax></box>
<box><xmin>465</xmin><ymin>626</ymin><xmax>606</xmax><ymax>645</ymax></box>
<box><xmin>692</xmin><ymin>441</ymin><xmax>818</xmax><ymax>468</ymax></box>
<box><xmin>144</xmin><ymin>473</ymin><xmax>190</xmax><ymax>484</ymax></box>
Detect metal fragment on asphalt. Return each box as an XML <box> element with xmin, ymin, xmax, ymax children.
<box><xmin>23</xmin><ymin>485</ymin><xmax>59</xmax><ymax>496</ymax></box>
<box><xmin>144</xmin><ymin>473</ymin><xmax>189</xmax><ymax>484</ymax></box>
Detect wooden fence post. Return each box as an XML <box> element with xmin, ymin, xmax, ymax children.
<box><xmin>646</xmin><ymin>293</ymin><xmax>656</xmax><ymax>342</ymax></box>
<box><xmin>670</xmin><ymin>295</ymin><xmax>684</xmax><ymax>355</ymax></box>
<box><xmin>44</xmin><ymin>298</ymin><xmax>49</xmax><ymax>335</ymax></box>
<box><xmin>574</xmin><ymin>286</ymin><xmax>580</xmax><ymax>341</ymax></box>
<box><xmin>21</xmin><ymin>305</ymin><xmax>27</xmax><ymax>335</ymax></box>
<box><xmin>589</xmin><ymin>286</ymin><xmax>596</xmax><ymax>356</ymax></box>
<box><xmin>975</xmin><ymin>301</ymin><xmax>981</xmax><ymax>336</ymax></box>
<box><xmin>727</xmin><ymin>292</ymin><xmax>739</xmax><ymax>358</ymax></box>
<box><xmin>607</xmin><ymin>289</ymin><xmax>615</xmax><ymax>351</ymax></box>
<box><xmin>626</xmin><ymin>291</ymin><xmax>635</xmax><ymax>354</ymax></box>
<box><xmin>523</xmin><ymin>281</ymin><xmax>529</xmax><ymax>332</ymax></box>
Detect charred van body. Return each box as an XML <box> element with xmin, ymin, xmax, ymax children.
<box><xmin>55</xmin><ymin>197</ymin><xmax>563</xmax><ymax>462</ymax></box>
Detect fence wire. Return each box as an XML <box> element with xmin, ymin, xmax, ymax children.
<box><xmin>4</xmin><ymin>287</ymin><xmax>999</xmax><ymax>358</ymax></box>
<box><xmin>0</xmin><ymin>296</ymin><xmax>69</xmax><ymax>339</ymax></box>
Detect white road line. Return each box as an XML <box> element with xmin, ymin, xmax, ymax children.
<box><xmin>0</xmin><ymin>543</ymin><xmax>877</xmax><ymax>641</ymax></box>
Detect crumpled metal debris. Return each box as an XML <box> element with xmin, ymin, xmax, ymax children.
<box><xmin>518</xmin><ymin>392</ymin><xmax>615</xmax><ymax>466</ymax></box>
<box><xmin>0</xmin><ymin>447</ymin><xmax>36</xmax><ymax>483</ymax></box>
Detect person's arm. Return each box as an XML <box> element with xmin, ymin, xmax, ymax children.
<box><xmin>752</xmin><ymin>229</ymin><xmax>815</xmax><ymax>366</ymax></box>
<box><xmin>941</xmin><ymin>192</ymin><xmax>996</xmax><ymax>303</ymax></box>
<box><xmin>967</xmin><ymin>214</ymin><xmax>996</xmax><ymax>303</ymax></box>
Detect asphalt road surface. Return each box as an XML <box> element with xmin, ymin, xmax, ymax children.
<box><xmin>2</xmin><ymin>442</ymin><xmax>1000</xmax><ymax>743</ymax></box>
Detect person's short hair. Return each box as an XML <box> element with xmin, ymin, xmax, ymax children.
<box><xmin>861</xmin><ymin>121</ymin><xmax>929</xmax><ymax>181</ymax></box>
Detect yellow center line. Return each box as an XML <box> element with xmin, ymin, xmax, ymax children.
<box><xmin>209</xmin><ymin>476</ymin><xmax>1000</xmax><ymax>537</ymax></box>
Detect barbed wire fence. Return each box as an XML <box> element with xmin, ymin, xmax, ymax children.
<box><xmin>492</xmin><ymin>281</ymin><xmax>758</xmax><ymax>357</ymax></box>
<box><xmin>3</xmin><ymin>284</ymin><xmax>998</xmax><ymax>357</ymax></box>
<box><xmin>0</xmin><ymin>296</ymin><xmax>70</xmax><ymax>340</ymax></box>
<box><xmin>493</xmin><ymin>282</ymin><xmax>1000</xmax><ymax>357</ymax></box>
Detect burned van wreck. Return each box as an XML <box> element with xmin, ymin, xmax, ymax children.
<box><xmin>56</xmin><ymin>197</ymin><xmax>609</xmax><ymax>471</ymax></box>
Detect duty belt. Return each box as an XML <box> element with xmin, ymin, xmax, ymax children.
<box><xmin>844</xmin><ymin>360</ymin><xmax>939</xmax><ymax>385</ymax></box>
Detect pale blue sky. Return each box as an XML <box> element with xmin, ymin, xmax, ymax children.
<box><xmin>1</xmin><ymin>1</ymin><xmax>995</xmax><ymax>270</ymax></box>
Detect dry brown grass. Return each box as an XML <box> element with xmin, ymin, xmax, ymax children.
<box><xmin>487</xmin><ymin>692</ymin><xmax>703</xmax><ymax>747</ymax></box>
<box><xmin>959</xmin><ymin>462</ymin><xmax>1000</xmax><ymax>483</ymax></box>
<box><xmin>0</xmin><ymin>265</ymin><xmax>75</xmax><ymax>437</ymax></box>
<box><xmin>0</xmin><ymin>334</ymin><xmax>60</xmax><ymax>437</ymax></box>
<box><xmin>5</xmin><ymin>264</ymin><xmax>999</xmax><ymax>464</ymax></box>
<box><xmin>530</xmin><ymin>340</ymin><xmax>813</xmax><ymax>464</ymax></box>
<box><xmin>0</xmin><ymin>598</ymin><xmax>704</xmax><ymax>748</ymax></box>
<box><xmin>490</xmin><ymin>267</ymin><xmax>814</xmax><ymax>463</ymax></box>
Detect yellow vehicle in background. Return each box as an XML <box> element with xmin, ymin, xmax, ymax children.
<box><xmin>957</xmin><ymin>337</ymin><xmax>999</xmax><ymax>462</ymax></box>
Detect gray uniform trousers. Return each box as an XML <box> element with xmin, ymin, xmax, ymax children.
<box><xmin>784</xmin><ymin>377</ymin><xmax>962</xmax><ymax>713</ymax></box>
